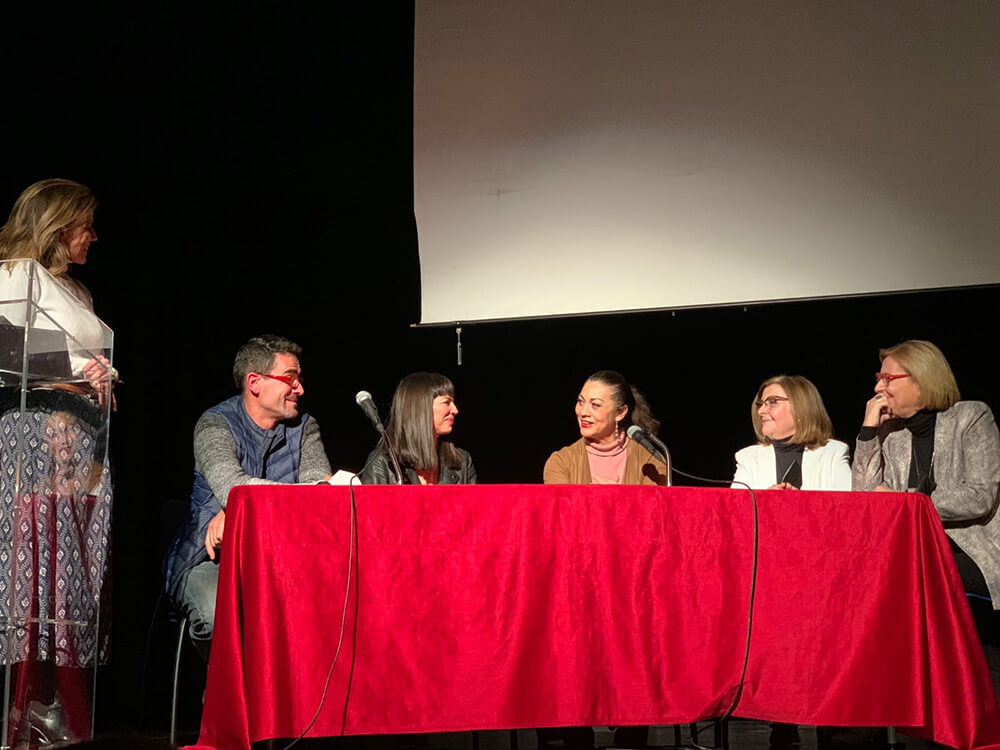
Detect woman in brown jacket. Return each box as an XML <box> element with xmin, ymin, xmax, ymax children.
<box><xmin>540</xmin><ymin>371</ymin><xmax>666</xmax><ymax>749</ymax></box>
<box><xmin>544</xmin><ymin>369</ymin><xmax>667</xmax><ymax>485</ymax></box>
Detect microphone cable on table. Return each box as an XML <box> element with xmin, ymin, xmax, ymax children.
<box><xmin>665</xmin><ymin>466</ymin><xmax>760</xmax><ymax>748</ymax></box>
<box><xmin>280</xmin><ymin>475</ymin><xmax>360</xmax><ymax>750</ymax></box>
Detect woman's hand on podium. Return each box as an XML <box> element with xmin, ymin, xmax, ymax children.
<box><xmin>82</xmin><ymin>354</ymin><xmax>118</xmax><ymax>412</ymax></box>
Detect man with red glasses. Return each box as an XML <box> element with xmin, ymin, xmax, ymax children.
<box><xmin>163</xmin><ymin>334</ymin><xmax>333</xmax><ymax>661</ymax></box>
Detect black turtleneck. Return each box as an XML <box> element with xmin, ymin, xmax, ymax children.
<box><xmin>772</xmin><ymin>437</ymin><xmax>804</xmax><ymax>487</ymax></box>
<box><xmin>904</xmin><ymin>409</ymin><xmax>937</xmax><ymax>494</ymax></box>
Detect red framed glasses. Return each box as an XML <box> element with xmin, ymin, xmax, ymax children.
<box><xmin>875</xmin><ymin>372</ymin><xmax>910</xmax><ymax>385</ymax></box>
<box><xmin>253</xmin><ymin>372</ymin><xmax>303</xmax><ymax>389</ymax></box>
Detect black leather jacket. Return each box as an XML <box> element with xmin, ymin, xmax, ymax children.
<box><xmin>360</xmin><ymin>445</ymin><xmax>477</xmax><ymax>485</ymax></box>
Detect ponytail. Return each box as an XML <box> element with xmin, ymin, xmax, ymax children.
<box><xmin>629</xmin><ymin>385</ymin><xmax>660</xmax><ymax>436</ymax></box>
<box><xmin>586</xmin><ymin>370</ymin><xmax>661</xmax><ymax>436</ymax></box>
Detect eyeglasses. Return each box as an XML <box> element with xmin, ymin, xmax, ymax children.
<box><xmin>875</xmin><ymin>372</ymin><xmax>910</xmax><ymax>385</ymax></box>
<box><xmin>755</xmin><ymin>396</ymin><xmax>789</xmax><ymax>409</ymax></box>
<box><xmin>254</xmin><ymin>372</ymin><xmax>303</xmax><ymax>389</ymax></box>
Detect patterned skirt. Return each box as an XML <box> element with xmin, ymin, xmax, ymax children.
<box><xmin>0</xmin><ymin>388</ymin><xmax>113</xmax><ymax>666</ymax></box>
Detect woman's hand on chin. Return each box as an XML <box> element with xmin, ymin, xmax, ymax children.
<box><xmin>863</xmin><ymin>393</ymin><xmax>891</xmax><ymax>427</ymax></box>
<box><xmin>767</xmin><ymin>482</ymin><xmax>798</xmax><ymax>490</ymax></box>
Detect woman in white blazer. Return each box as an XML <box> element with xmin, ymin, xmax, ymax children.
<box><xmin>732</xmin><ymin>374</ymin><xmax>852</xmax><ymax>748</ymax></box>
<box><xmin>732</xmin><ymin>374</ymin><xmax>852</xmax><ymax>491</ymax></box>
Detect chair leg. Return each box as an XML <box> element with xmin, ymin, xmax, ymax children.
<box><xmin>510</xmin><ymin>729</ymin><xmax>518</xmax><ymax>750</ymax></box>
<box><xmin>673</xmin><ymin>725</ymin><xmax>683</xmax><ymax>745</ymax></box>
<box><xmin>170</xmin><ymin>617</ymin><xmax>188</xmax><ymax>746</ymax></box>
<box><xmin>887</xmin><ymin>726</ymin><xmax>904</xmax><ymax>748</ymax></box>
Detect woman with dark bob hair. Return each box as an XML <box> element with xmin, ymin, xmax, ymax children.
<box><xmin>854</xmin><ymin>340</ymin><xmax>1000</xmax><ymax>606</ymax></box>
<box><xmin>360</xmin><ymin>372</ymin><xmax>476</xmax><ymax>485</ymax></box>
<box><xmin>544</xmin><ymin>370</ymin><xmax>667</xmax><ymax>486</ymax></box>
<box><xmin>732</xmin><ymin>374</ymin><xmax>851</xmax><ymax>491</ymax></box>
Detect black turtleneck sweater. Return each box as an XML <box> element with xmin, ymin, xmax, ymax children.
<box><xmin>861</xmin><ymin>411</ymin><xmax>938</xmax><ymax>492</ymax></box>
<box><xmin>904</xmin><ymin>409</ymin><xmax>937</xmax><ymax>494</ymax></box>
<box><xmin>772</xmin><ymin>437</ymin><xmax>804</xmax><ymax>487</ymax></box>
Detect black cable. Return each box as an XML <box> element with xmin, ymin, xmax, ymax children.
<box><xmin>689</xmin><ymin>726</ymin><xmax>717</xmax><ymax>750</ymax></box>
<box><xmin>349</xmin><ymin>440</ymin><xmax>398</xmax><ymax>485</ymax></box>
<box><xmin>669</xmin><ymin>467</ymin><xmax>759</xmax><ymax>745</ymax></box>
<box><xmin>280</xmin><ymin>478</ymin><xmax>359</xmax><ymax>750</ymax></box>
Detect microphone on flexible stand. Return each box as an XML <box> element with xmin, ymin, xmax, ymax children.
<box><xmin>355</xmin><ymin>390</ymin><xmax>405</xmax><ymax>485</ymax></box>
<box><xmin>626</xmin><ymin>425</ymin><xmax>673</xmax><ymax>487</ymax></box>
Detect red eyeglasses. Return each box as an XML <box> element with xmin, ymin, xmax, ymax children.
<box><xmin>875</xmin><ymin>372</ymin><xmax>910</xmax><ymax>385</ymax></box>
<box><xmin>253</xmin><ymin>372</ymin><xmax>303</xmax><ymax>389</ymax></box>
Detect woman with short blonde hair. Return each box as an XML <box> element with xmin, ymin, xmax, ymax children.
<box><xmin>733</xmin><ymin>374</ymin><xmax>850</xmax><ymax>491</ymax></box>
<box><xmin>877</xmin><ymin>339</ymin><xmax>960</xmax><ymax>412</ymax></box>
<box><xmin>750</xmin><ymin>374</ymin><xmax>835</xmax><ymax>448</ymax></box>
<box><xmin>735</xmin><ymin>373</ymin><xmax>851</xmax><ymax>746</ymax></box>
<box><xmin>854</xmin><ymin>339</ymin><xmax>1000</xmax><ymax>609</ymax></box>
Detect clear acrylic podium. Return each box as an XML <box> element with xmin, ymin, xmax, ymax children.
<box><xmin>0</xmin><ymin>259</ymin><xmax>114</xmax><ymax>748</ymax></box>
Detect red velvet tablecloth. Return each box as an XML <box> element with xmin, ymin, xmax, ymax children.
<box><xmin>192</xmin><ymin>485</ymin><xmax>1000</xmax><ymax>750</ymax></box>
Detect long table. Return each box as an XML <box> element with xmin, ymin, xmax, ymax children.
<box><xmin>190</xmin><ymin>485</ymin><xmax>1000</xmax><ymax>750</ymax></box>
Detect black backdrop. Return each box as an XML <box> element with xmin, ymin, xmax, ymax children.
<box><xmin>3</xmin><ymin>4</ymin><xmax>998</xmax><ymax>738</ymax></box>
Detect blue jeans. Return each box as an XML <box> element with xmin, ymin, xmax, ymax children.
<box><xmin>175</xmin><ymin>559</ymin><xmax>219</xmax><ymax>662</ymax></box>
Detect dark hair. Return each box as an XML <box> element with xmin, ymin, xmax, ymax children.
<box><xmin>232</xmin><ymin>335</ymin><xmax>302</xmax><ymax>392</ymax></box>
<box><xmin>385</xmin><ymin>372</ymin><xmax>462</xmax><ymax>472</ymax></box>
<box><xmin>586</xmin><ymin>370</ymin><xmax>660</xmax><ymax>436</ymax></box>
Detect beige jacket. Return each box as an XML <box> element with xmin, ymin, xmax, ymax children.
<box><xmin>543</xmin><ymin>437</ymin><xmax>668</xmax><ymax>485</ymax></box>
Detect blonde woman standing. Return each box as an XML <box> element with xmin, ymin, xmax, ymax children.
<box><xmin>0</xmin><ymin>179</ymin><xmax>115</xmax><ymax>745</ymax></box>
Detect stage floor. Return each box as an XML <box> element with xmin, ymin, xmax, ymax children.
<box><xmin>161</xmin><ymin>721</ymin><xmax>937</xmax><ymax>749</ymax></box>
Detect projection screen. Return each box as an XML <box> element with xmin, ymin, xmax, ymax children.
<box><xmin>413</xmin><ymin>1</ymin><xmax>999</xmax><ymax>325</ymax></box>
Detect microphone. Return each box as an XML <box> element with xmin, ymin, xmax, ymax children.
<box><xmin>626</xmin><ymin>425</ymin><xmax>673</xmax><ymax>487</ymax></box>
<box><xmin>355</xmin><ymin>390</ymin><xmax>404</xmax><ymax>485</ymax></box>
<box><xmin>355</xmin><ymin>390</ymin><xmax>385</xmax><ymax>434</ymax></box>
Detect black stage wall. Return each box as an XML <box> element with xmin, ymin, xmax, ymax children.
<box><xmin>3</xmin><ymin>4</ymin><xmax>998</xmax><ymax>737</ymax></box>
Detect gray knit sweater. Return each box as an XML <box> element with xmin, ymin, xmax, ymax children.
<box><xmin>193</xmin><ymin>412</ymin><xmax>332</xmax><ymax>508</ymax></box>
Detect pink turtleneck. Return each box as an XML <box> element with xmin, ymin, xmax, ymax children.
<box><xmin>585</xmin><ymin>431</ymin><xmax>628</xmax><ymax>484</ymax></box>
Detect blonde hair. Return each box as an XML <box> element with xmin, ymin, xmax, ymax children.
<box><xmin>751</xmin><ymin>374</ymin><xmax>834</xmax><ymax>448</ymax></box>
<box><xmin>0</xmin><ymin>179</ymin><xmax>98</xmax><ymax>277</ymax></box>
<box><xmin>879</xmin><ymin>340</ymin><xmax>960</xmax><ymax>411</ymax></box>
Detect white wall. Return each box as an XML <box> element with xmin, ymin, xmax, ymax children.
<box><xmin>414</xmin><ymin>1</ymin><xmax>999</xmax><ymax>324</ymax></box>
